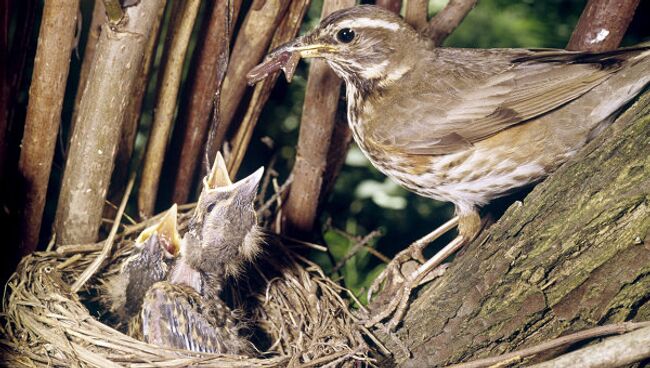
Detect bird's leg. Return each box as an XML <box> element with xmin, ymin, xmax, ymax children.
<box><xmin>368</xmin><ymin>216</ymin><xmax>459</xmax><ymax>301</ymax></box>
<box><xmin>366</xmin><ymin>209</ymin><xmax>484</xmax><ymax>330</ymax></box>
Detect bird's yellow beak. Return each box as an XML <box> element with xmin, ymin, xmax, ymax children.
<box><xmin>137</xmin><ymin>204</ymin><xmax>181</xmax><ymax>256</ymax></box>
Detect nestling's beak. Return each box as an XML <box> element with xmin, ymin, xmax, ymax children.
<box><xmin>137</xmin><ymin>204</ymin><xmax>181</xmax><ymax>257</ymax></box>
<box><xmin>247</xmin><ymin>36</ymin><xmax>334</xmax><ymax>85</ymax></box>
<box><xmin>205</xmin><ymin>151</ymin><xmax>232</xmax><ymax>189</ymax></box>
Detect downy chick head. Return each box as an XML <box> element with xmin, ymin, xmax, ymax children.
<box><xmin>105</xmin><ymin>204</ymin><xmax>181</xmax><ymax>320</ymax></box>
<box><xmin>182</xmin><ymin>152</ymin><xmax>265</xmax><ymax>280</ymax></box>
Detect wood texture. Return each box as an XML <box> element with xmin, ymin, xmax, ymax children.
<box><xmin>379</xmin><ymin>93</ymin><xmax>650</xmax><ymax>367</ymax></box>
<box><xmin>18</xmin><ymin>0</ymin><xmax>80</xmax><ymax>255</ymax></box>
<box><xmin>567</xmin><ymin>0</ymin><xmax>640</xmax><ymax>52</ymax></box>
<box><xmin>171</xmin><ymin>0</ymin><xmax>239</xmax><ymax>204</ymax></box>
<box><xmin>138</xmin><ymin>0</ymin><xmax>201</xmax><ymax>218</ymax></box>
<box><xmin>212</xmin><ymin>0</ymin><xmax>290</xmax><ymax>153</ymax></box>
<box><xmin>55</xmin><ymin>0</ymin><xmax>166</xmax><ymax>245</ymax></box>
<box><xmin>280</xmin><ymin>0</ymin><xmax>355</xmax><ymax>236</ymax></box>
<box><xmin>404</xmin><ymin>0</ymin><xmax>428</xmax><ymax>31</ymax></box>
<box><xmin>424</xmin><ymin>0</ymin><xmax>478</xmax><ymax>46</ymax></box>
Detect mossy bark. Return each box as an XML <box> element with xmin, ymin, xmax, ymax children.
<box><xmin>380</xmin><ymin>91</ymin><xmax>650</xmax><ymax>367</ymax></box>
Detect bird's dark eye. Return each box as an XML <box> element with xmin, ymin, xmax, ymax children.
<box><xmin>206</xmin><ymin>203</ymin><xmax>216</xmax><ymax>212</ymax></box>
<box><xmin>336</xmin><ymin>28</ymin><xmax>355</xmax><ymax>43</ymax></box>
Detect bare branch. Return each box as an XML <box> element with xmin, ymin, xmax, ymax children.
<box><xmin>55</xmin><ymin>0</ymin><xmax>166</xmax><ymax>244</ymax></box>
<box><xmin>71</xmin><ymin>0</ymin><xmax>105</xmax><ymax>133</ymax></box>
<box><xmin>18</xmin><ymin>0</ymin><xmax>80</xmax><ymax>255</ymax></box>
<box><xmin>172</xmin><ymin>0</ymin><xmax>239</xmax><ymax>204</ymax></box>
<box><xmin>138</xmin><ymin>0</ymin><xmax>201</xmax><ymax>218</ymax></box>
<box><xmin>449</xmin><ymin>322</ymin><xmax>650</xmax><ymax>368</ymax></box>
<box><xmin>225</xmin><ymin>0</ymin><xmax>310</xmax><ymax>176</ymax></box>
<box><xmin>567</xmin><ymin>0</ymin><xmax>640</xmax><ymax>52</ymax></box>
<box><xmin>212</xmin><ymin>0</ymin><xmax>291</xmax><ymax>155</ymax></box>
<box><xmin>531</xmin><ymin>325</ymin><xmax>650</xmax><ymax>368</ymax></box>
<box><xmin>404</xmin><ymin>0</ymin><xmax>428</xmax><ymax>31</ymax></box>
<box><xmin>281</xmin><ymin>0</ymin><xmax>355</xmax><ymax>236</ymax></box>
<box><xmin>423</xmin><ymin>0</ymin><xmax>478</xmax><ymax>46</ymax></box>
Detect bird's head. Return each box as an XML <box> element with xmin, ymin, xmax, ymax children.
<box><xmin>250</xmin><ymin>5</ymin><xmax>424</xmax><ymax>90</ymax></box>
<box><xmin>182</xmin><ymin>153</ymin><xmax>264</xmax><ymax>280</ymax></box>
<box><xmin>107</xmin><ymin>204</ymin><xmax>180</xmax><ymax>319</ymax></box>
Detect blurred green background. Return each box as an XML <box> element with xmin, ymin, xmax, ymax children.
<box><xmin>20</xmin><ymin>0</ymin><xmax>647</xmax><ymax>303</ymax></box>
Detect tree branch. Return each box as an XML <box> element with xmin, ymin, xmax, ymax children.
<box><xmin>423</xmin><ymin>0</ymin><xmax>478</xmax><ymax>46</ymax></box>
<box><xmin>531</xmin><ymin>325</ymin><xmax>650</xmax><ymax>368</ymax></box>
<box><xmin>138</xmin><ymin>0</ymin><xmax>201</xmax><ymax>218</ymax></box>
<box><xmin>281</xmin><ymin>0</ymin><xmax>356</xmax><ymax>236</ymax></box>
<box><xmin>171</xmin><ymin>0</ymin><xmax>239</xmax><ymax>204</ymax></box>
<box><xmin>55</xmin><ymin>0</ymin><xmax>166</xmax><ymax>245</ymax></box>
<box><xmin>567</xmin><ymin>0</ymin><xmax>640</xmax><ymax>52</ymax></box>
<box><xmin>18</xmin><ymin>0</ymin><xmax>80</xmax><ymax>255</ymax></box>
<box><xmin>375</xmin><ymin>0</ymin><xmax>402</xmax><ymax>14</ymax></box>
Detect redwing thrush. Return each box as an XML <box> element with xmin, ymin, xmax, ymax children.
<box><xmin>141</xmin><ymin>153</ymin><xmax>264</xmax><ymax>354</ymax></box>
<box><xmin>249</xmin><ymin>5</ymin><xmax>650</xmax><ymax>329</ymax></box>
<box><xmin>101</xmin><ymin>204</ymin><xmax>180</xmax><ymax>336</ymax></box>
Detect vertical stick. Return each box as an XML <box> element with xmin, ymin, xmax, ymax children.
<box><xmin>225</xmin><ymin>0</ymin><xmax>311</xmax><ymax>177</ymax></box>
<box><xmin>55</xmin><ymin>0</ymin><xmax>166</xmax><ymax>245</ymax></box>
<box><xmin>212</xmin><ymin>0</ymin><xmax>290</xmax><ymax>155</ymax></box>
<box><xmin>138</xmin><ymin>0</ymin><xmax>201</xmax><ymax>218</ymax></box>
<box><xmin>567</xmin><ymin>0</ymin><xmax>640</xmax><ymax>52</ymax></box>
<box><xmin>404</xmin><ymin>0</ymin><xmax>428</xmax><ymax>31</ymax></box>
<box><xmin>424</xmin><ymin>0</ymin><xmax>478</xmax><ymax>46</ymax></box>
<box><xmin>281</xmin><ymin>0</ymin><xmax>355</xmax><ymax>236</ymax></box>
<box><xmin>71</xmin><ymin>0</ymin><xmax>105</xmax><ymax>133</ymax></box>
<box><xmin>171</xmin><ymin>0</ymin><xmax>240</xmax><ymax>204</ymax></box>
<box><xmin>18</xmin><ymin>0</ymin><xmax>80</xmax><ymax>255</ymax></box>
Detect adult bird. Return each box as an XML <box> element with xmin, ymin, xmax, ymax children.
<box><xmin>102</xmin><ymin>204</ymin><xmax>180</xmax><ymax>336</ymax></box>
<box><xmin>141</xmin><ymin>153</ymin><xmax>264</xmax><ymax>354</ymax></box>
<box><xmin>248</xmin><ymin>5</ymin><xmax>650</xmax><ymax>329</ymax></box>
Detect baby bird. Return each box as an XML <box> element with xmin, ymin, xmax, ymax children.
<box><xmin>141</xmin><ymin>153</ymin><xmax>264</xmax><ymax>355</ymax></box>
<box><xmin>102</xmin><ymin>204</ymin><xmax>181</xmax><ymax>335</ymax></box>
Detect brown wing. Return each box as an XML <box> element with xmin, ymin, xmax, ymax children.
<box><xmin>378</xmin><ymin>47</ymin><xmax>637</xmax><ymax>155</ymax></box>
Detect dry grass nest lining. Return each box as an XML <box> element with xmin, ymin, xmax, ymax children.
<box><xmin>0</xmin><ymin>207</ymin><xmax>374</xmax><ymax>367</ymax></box>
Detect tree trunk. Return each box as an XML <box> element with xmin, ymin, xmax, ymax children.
<box><xmin>378</xmin><ymin>91</ymin><xmax>650</xmax><ymax>367</ymax></box>
<box><xmin>55</xmin><ymin>0</ymin><xmax>166</xmax><ymax>245</ymax></box>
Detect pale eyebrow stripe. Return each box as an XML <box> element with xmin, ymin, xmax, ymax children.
<box><xmin>336</xmin><ymin>18</ymin><xmax>401</xmax><ymax>31</ymax></box>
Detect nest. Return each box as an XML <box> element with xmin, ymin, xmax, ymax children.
<box><xmin>0</xmin><ymin>207</ymin><xmax>376</xmax><ymax>367</ymax></box>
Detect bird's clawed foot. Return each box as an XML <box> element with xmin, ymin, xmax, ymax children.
<box><xmin>364</xmin><ymin>217</ymin><xmax>466</xmax><ymax>330</ymax></box>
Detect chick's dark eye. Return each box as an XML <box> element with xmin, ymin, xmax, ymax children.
<box><xmin>336</xmin><ymin>28</ymin><xmax>355</xmax><ymax>43</ymax></box>
<box><xmin>206</xmin><ymin>203</ymin><xmax>216</xmax><ymax>213</ymax></box>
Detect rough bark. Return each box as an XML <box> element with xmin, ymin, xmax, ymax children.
<box><xmin>171</xmin><ymin>0</ymin><xmax>237</xmax><ymax>204</ymax></box>
<box><xmin>225</xmin><ymin>0</ymin><xmax>311</xmax><ymax>176</ymax></box>
<box><xmin>55</xmin><ymin>0</ymin><xmax>166</xmax><ymax>245</ymax></box>
<box><xmin>281</xmin><ymin>0</ymin><xmax>355</xmax><ymax>236</ymax></box>
<box><xmin>138</xmin><ymin>0</ymin><xmax>201</xmax><ymax>218</ymax></box>
<box><xmin>212</xmin><ymin>0</ymin><xmax>290</xmax><ymax>153</ymax></box>
<box><xmin>378</xmin><ymin>92</ymin><xmax>650</xmax><ymax>367</ymax></box>
<box><xmin>424</xmin><ymin>0</ymin><xmax>478</xmax><ymax>46</ymax></box>
<box><xmin>108</xmin><ymin>0</ymin><xmax>166</xmax><ymax>214</ymax></box>
<box><xmin>71</xmin><ymin>0</ymin><xmax>105</xmax><ymax>133</ymax></box>
<box><xmin>567</xmin><ymin>0</ymin><xmax>640</xmax><ymax>52</ymax></box>
<box><xmin>18</xmin><ymin>0</ymin><xmax>80</xmax><ymax>255</ymax></box>
<box><xmin>404</xmin><ymin>0</ymin><xmax>428</xmax><ymax>31</ymax></box>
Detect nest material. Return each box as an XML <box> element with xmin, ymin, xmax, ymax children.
<box><xmin>0</xmin><ymin>208</ymin><xmax>373</xmax><ymax>367</ymax></box>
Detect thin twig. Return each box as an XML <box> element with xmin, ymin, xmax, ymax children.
<box><xmin>423</xmin><ymin>0</ymin><xmax>478</xmax><ymax>46</ymax></box>
<box><xmin>448</xmin><ymin>321</ymin><xmax>650</xmax><ymax>368</ymax></box>
<box><xmin>71</xmin><ymin>174</ymin><xmax>135</xmax><ymax>293</ymax></box>
<box><xmin>332</xmin><ymin>230</ymin><xmax>383</xmax><ymax>274</ymax></box>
